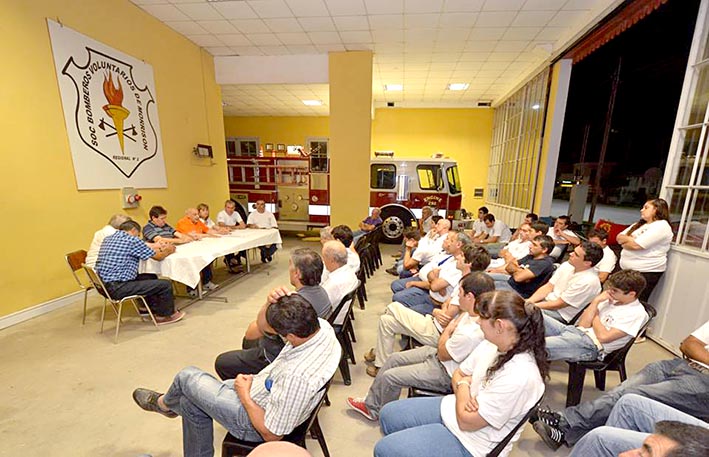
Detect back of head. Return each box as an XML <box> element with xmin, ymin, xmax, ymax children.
<box><xmin>456</xmin><ymin>230</ymin><xmax>473</xmax><ymax>248</ymax></box>
<box><xmin>656</xmin><ymin>421</ymin><xmax>709</xmax><ymax>457</ymax></box>
<box><xmin>319</xmin><ymin>227</ymin><xmax>335</xmax><ymax>243</ymax></box>
<box><xmin>526</xmin><ymin>212</ymin><xmax>539</xmax><ymax>222</ymax></box>
<box><xmin>530</xmin><ymin>221</ymin><xmax>549</xmax><ymax>235</ymax></box>
<box><xmin>534</xmin><ymin>235</ymin><xmax>555</xmax><ymax>255</ymax></box>
<box><xmin>460</xmin><ymin>271</ymin><xmax>495</xmax><ymax>297</ymax></box>
<box><xmin>331</xmin><ymin>224</ymin><xmax>354</xmax><ymax>248</ymax></box>
<box><xmin>323</xmin><ymin>240</ymin><xmax>348</xmax><ymax>267</ymax></box>
<box><xmin>266</xmin><ymin>294</ymin><xmax>320</xmax><ymax>338</ymax></box>
<box><xmin>581</xmin><ymin>241</ymin><xmax>604</xmax><ymax>267</ymax></box>
<box><xmin>149</xmin><ymin>205</ymin><xmax>166</xmax><ymax>220</ymax></box>
<box><xmin>120</xmin><ymin>220</ymin><xmax>141</xmax><ymax>233</ymax></box>
<box><xmin>108</xmin><ymin>214</ymin><xmax>130</xmax><ymax>229</ymax></box>
<box><xmin>606</xmin><ymin>270</ymin><xmax>646</xmax><ymax>297</ymax></box>
<box><xmin>248</xmin><ymin>441</ymin><xmax>313</xmax><ymax>457</ymax></box>
<box><xmin>291</xmin><ymin>248</ymin><xmax>324</xmax><ymax>286</ymax></box>
<box><xmin>462</xmin><ymin>244</ymin><xmax>491</xmax><ymax>271</ymax></box>
<box><xmin>403</xmin><ymin>227</ymin><xmax>421</xmax><ymax>241</ymax></box>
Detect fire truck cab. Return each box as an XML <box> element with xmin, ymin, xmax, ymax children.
<box><xmin>225</xmin><ymin>147</ymin><xmax>462</xmax><ymax>243</ymax></box>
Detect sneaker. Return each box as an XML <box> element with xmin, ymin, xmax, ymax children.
<box><xmin>391</xmin><ymin>253</ymin><xmax>402</xmax><ymax>259</ymax></box>
<box><xmin>156</xmin><ymin>311</ymin><xmax>185</xmax><ymax>326</ymax></box>
<box><xmin>363</xmin><ymin>348</ymin><xmax>376</xmax><ymax>363</ymax></box>
<box><xmin>187</xmin><ymin>289</ymin><xmax>198</xmax><ymax>298</ymax></box>
<box><xmin>533</xmin><ymin>419</ymin><xmax>565</xmax><ymax>451</ymax></box>
<box><xmin>634</xmin><ymin>336</ymin><xmax>647</xmax><ymax>344</ymax></box>
<box><xmin>204</xmin><ymin>281</ymin><xmax>219</xmax><ymax>291</ymax></box>
<box><xmin>366</xmin><ymin>365</ymin><xmax>379</xmax><ymax>377</ymax></box>
<box><xmin>385</xmin><ymin>267</ymin><xmax>399</xmax><ymax>276</ymax></box>
<box><xmin>346</xmin><ymin>397</ymin><xmax>376</xmax><ymax>421</ymax></box>
<box><xmin>132</xmin><ymin>388</ymin><xmax>177</xmax><ymax>418</ymax></box>
<box><xmin>534</xmin><ymin>405</ymin><xmax>562</xmax><ymax>427</ymax></box>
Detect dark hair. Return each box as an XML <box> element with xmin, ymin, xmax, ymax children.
<box><xmin>526</xmin><ymin>212</ymin><xmax>539</xmax><ymax>222</ymax></box>
<box><xmin>120</xmin><ymin>220</ymin><xmax>141</xmax><ymax>232</ymax></box>
<box><xmin>475</xmin><ymin>291</ymin><xmax>549</xmax><ymax>381</ymax></box>
<box><xmin>534</xmin><ymin>235</ymin><xmax>555</xmax><ymax>254</ymax></box>
<box><xmin>556</xmin><ymin>215</ymin><xmax>570</xmax><ymax>227</ymax></box>
<box><xmin>149</xmin><ymin>205</ymin><xmax>167</xmax><ymax>219</ymax></box>
<box><xmin>462</xmin><ymin>244</ymin><xmax>491</xmax><ymax>271</ymax></box>
<box><xmin>656</xmin><ymin>420</ymin><xmax>709</xmax><ymax>457</ymax></box>
<box><xmin>478</xmin><ymin>206</ymin><xmax>489</xmax><ymax>214</ymax></box>
<box><xmin>606</xmin><ymin>270</ymin><xmax>646</xmax><ymax>296</ymax></box>
<box><xmin>460</xmin><ymin>271</ymin><xmax>496</xmax><ymax>297</ymax></box>
<box><xmin>431</xmin><ymin>215</ymin><xmax>444</xmax><ymax>224</ymax></box>
<box><xmin>580</xmin><ymin>241</ymin><xmax>604</xmax><ymax>267</ymax></box>
<box><xmin>291</xmin><ymin>248</ymin><xmax>324</xmax><ymax>287</ymax></box>
<box><xmin>587</xmin><ymin>228</ymin><xmax>609</xmax><ymax>242</ymax></box>
<box><xmin>483</xmin><ymin>213</ymin><xmax>496</xmax><ymax>223</ymax></box>
<box><xmin>627</xmin><ymin>198</ymin><xmax>671</xmax><ymax>235</ymax></box>
<box><xmin>266</xmin><ymin>294</ymin><xmax>320</xmax><ymax>338</ymax></box>
<box><xmin>331</xmin><ymin>224</ymin><xmax>354</xmax><ymax>248</ymax></box>
<box><xmin>403</xmin><ymin>227</ymin><xmax>422</xmax><ymax>240</ymax></box>
<box><xmin>530</xmin><ymin>221</ymin><xmax>549</xmax><ymax>235</ymax></box>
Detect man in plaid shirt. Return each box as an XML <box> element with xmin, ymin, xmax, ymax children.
<box><xmin>95</xmin><ymin>220</ymin><xmax>184</xmax><ymax>324</ymax></box>
<box><xmin>132</xmin><ymin>294</ymin><xmax>340</xmax><ymax>456</ymax></box>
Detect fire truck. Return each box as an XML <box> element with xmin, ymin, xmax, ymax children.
<box><xmin>225</xmin><ymin>149</ymin><xmax>462</xmax><ymax>243</ymax></box>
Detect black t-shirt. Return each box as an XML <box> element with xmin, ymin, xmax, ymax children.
<box><xmin>509</xmin><ymin>255</ymin><xmax>555</xmax><ymax>298</ymax></box>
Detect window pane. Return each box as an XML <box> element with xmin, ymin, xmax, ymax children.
<box><xmin>370</xmin><ymin>164</ymin><xmax>396</xmax><ymax>189</ymax></box>
<box><xmin>673</xmin><ymin>127</ymin><xmax>705</xmax><ymax>185</ymax></box>
<box><xmin>688</xmin><ymin>65</ymin><xmax>709</xmax><ymax>124</ymax></box>
<box><xmin>417</xmin><ymin>165</ymin><xmax>441</xmax><ymax>190</ymax></box>
<box><xmin>681</xmin><ymin>189</ymin><xmax>709</xmax><ymax>248</ymax></box>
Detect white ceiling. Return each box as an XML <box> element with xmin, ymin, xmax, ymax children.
<box><xmin>130</xmin><ymin>0</ymin><xmax>614</xmax><ymax>116</ymax></box>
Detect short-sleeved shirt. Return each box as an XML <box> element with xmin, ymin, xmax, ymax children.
<box><xmin>418</xmin><ymin>253</ymin><xmax>460</xmax><ymax>303</ymax></box>
<box><xmin>363</xmin><ymin>216</ymin><xmax>383</xmax><ymax>227</ymax></box>
<box><xmin>86</xmin><ymin>225</ymin><xmax>116</xmax><ymax>268</ymax></box>
<box><xmin>440</xmin><ymin>312</ymin><xmax>485</xmax><ymax>376</ymax></box>
<box><xmin>322</xmin><ymin>265</ymin><xmax>359</xmax><ymax>325</ymax></box>
<box><xmin>472</xmin><ymin>220</ymin><xmax>486</xmax><ymax>237</ymax></box>
<box><xmin>217</xmin><ymin>209</ymin><xmax>243</xmax><ymax>226</ymax></box>
<box><xmin>508</xmin><ymin>255</ymin><xmax>555</xmax><ymax>298</ymax></box>
<box><xmin>142</xmin><ymin>220</ymin><xmax>177</xmax><ymax>242</ymax></box>
<box><xmin>95</xmin><ymin>230</ymin><xmax>155</xmax><ymax>283</ymax></box>
<box><xmin>505</xmin><ymin>239</ymin><xmax>531</xmax><ymax>260</ymax></box>
<box><xmin>580</xmin><ymin>298</ymin><xmax>649</xmax><ymax>354</ymax></box>
<box><xmin>297</xmin><ymin>285</ymin><xmax>332</xmax><ymax>319</ymax></box>
<box><xmin>200</xmin><ymin>217</ymin><xmax>215</xmax><ymax>229</ymax></box>
<box><xmin>690</xmin><ymin>320</ymin><xmax>709</xmax><ymax>369</ymax></box>
<box><xmin>248</xmin><ymin>210</ymin><xmax>278</xmax><ymax>228</ymax></box>
<box><xmin>484</xmin><ymin>220</ymin><xmax>512</xmax><ymax>243</ymax></box>
<box><xmin>422</xmin><ymin>216</ymin><xmax>434</xmax><ymax>233</ymax></box>
<box><xmin>176</xmin><ymin>216</ymin><xmax>209</xmax><ymax>235</ymax></box>
<box><xmin>546</xmin><ymin>262</ymin><xmax>602</xmax><ymax>322</ymax></box>
<box><xmin>595</xmin><ymin>245</ymin><xmax>618</xmax><ymax>274</ymax></box>
<box><xmin>547</xmin><ymin>227</ymin><xmax>578</xmax><ymax>243</ymax></box>
<box><xmin>413</xmin><ymin>233</ymin><xmax>446</xmax><ymax>265</ymax></box>
<box><xmin>619</xmin><ymin>220</ymin><xmax>673</xmax><ymax>272</ymax></box>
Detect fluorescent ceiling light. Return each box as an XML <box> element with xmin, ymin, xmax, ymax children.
<box><xmin>447</xmin><ymin>83</ymin><xmax>469</xmax><ymax>91</ymax></box>
<box><xmin>384</xmin><ymin>84</ymin><xmax>403</xmax><ymax>91</ymax></box>
<box><xmin>302</xmin><ymin>100</ymin><xmax>323</xmax><ymax>106</ymax></box>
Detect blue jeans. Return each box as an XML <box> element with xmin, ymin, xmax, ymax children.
<box><xmin>375</xmin><ymin>397</ymin><xmax>472</xmax><ymax>457</ymax></box>
<box><xmin>570</xmin><ymin>394</ymin><xmax>709</xmax><ymax>456</ymax></box>
<box><xmin>561</xmin><ymin>358</ymin><xmax>709</xmax><ymax>444</ymax></box>
<box><xmin>542</xmin><ymin>308</ymin><xmax>568</xmax><ymax>324</ymax></box>
<box><xmin>390</xmin><ymin>277</ymin><xmax>435</xmax><ymax>315</ymax></box>
<box><xmin>391</xmin><ymin>276</ymin><xmax>418</xmax><ymax>293</ymax></box>
<box><xmin>162</xmin><ymin>366</ymin><xmax>262</xmax><ymax>457</ymax></box>
<box><xmin>543</xmin><ymin>315</ymin><xmax>599</xmax><ymax>362</ymax></box>
<box><xmin>258</xmin><ymin>244</ymin><xmax>277</xmax><ymax>260</ymax></box>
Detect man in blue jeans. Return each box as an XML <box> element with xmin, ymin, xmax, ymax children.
<box><xmin>131</xmin><ymin>294</ymin><xmax>340</xmax><ymax>457</ymax></box>
<box><xmin>533</xmin><ymin>319</ymin><xmax>709</xmax><ymax>450</ymax></box>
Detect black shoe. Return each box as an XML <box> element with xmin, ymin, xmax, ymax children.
<box><xmin>532</xmin><ymin>405</ymin><xmax>562</xmax><ymax>426</ymax></box>
<box><xmin>132</xmin><ymin>388</ymin><xmax>177</xmax><ymax>418</ymax></box>
<box><xmin>266</xmin><ymin>255</ymin><xmax>272</xmax><ymax>262</ymax></box>
<box><xmin>533</xmin><ymin>419</ymin><xmax>565</xmax><ymax>451</ymax></box>
<box><xmin>386</xmin><ymin>267</ymin><xmax>399</xmax><ymax>276</ymax></box>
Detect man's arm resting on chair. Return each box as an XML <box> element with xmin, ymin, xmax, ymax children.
<box><xmin>235</xmin><ymin>374</ymin><xmax>283</xmax><ymax>442</ymax></box>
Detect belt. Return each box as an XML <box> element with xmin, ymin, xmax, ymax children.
<box><xmin>687</xmin><ymin>360</ymin><xmax>709</xmax><ymax>374</ymax></box>
<box><xmin>430</xmin><ymin>296</ymin><xmax>444</xmax><ymax>307</ymax></box>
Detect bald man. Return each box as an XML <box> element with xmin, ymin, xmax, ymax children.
<box><xmin>321</xmin><ymin>240</ymin><xmax>358</xmax><ymax>325</ymax></box>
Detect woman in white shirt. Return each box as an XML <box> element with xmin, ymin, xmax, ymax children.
<box><xmin>373</xmin><ymin>291</ymin><xmax>548</xmax><ymax>457</ymax></box>
<box><xmin>617</xmin><ymin>198</ymin><xmax>673</xmax><ymax>302</ymax></box>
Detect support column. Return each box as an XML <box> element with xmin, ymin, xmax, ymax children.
<box><xmin>328</xmin><ymin>51</ymin><xmax>373</xmax><ymax>228</ymax></box>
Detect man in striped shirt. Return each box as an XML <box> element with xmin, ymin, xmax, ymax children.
<box><xmin>132</xmin><ymin>294</ymin><xmax>341</xmax><ymax>456</ymax></box>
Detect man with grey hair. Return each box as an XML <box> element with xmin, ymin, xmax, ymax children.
<box><xmin>420</xmin><ymin>206</ymin><xmax>435</xmax><ymax>234</ymax></box>
<box><xmin>85</xmin><ymin>214</ymin><xmax>131</xmax><ymax>268</ymax></box>
<box><xmin>321</xmin><ymin>240</ymin><xmax>358</xmax><ymax>325</ymax></box>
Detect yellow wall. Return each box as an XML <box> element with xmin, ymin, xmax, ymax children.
<box><xmin>0</xmin><ymin>0</ymin><xmax>227</xmax><ymax>317</ymax></box>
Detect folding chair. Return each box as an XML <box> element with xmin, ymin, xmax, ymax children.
<box><xmin>487</xmin><ymin>396</ymin><xmax>543</xmax><ymax>457</ymax></box>
<box><xmin>328</xmin><ymin>287</ymin><xmax>359</xmax><ymax>385</ymax></box>
<box><xmin>83</xmin><ymin>266</ymin><xmax>159</xmax><ymax>343</ymax></box>
<box><xmin>65</xmin><ymin>250</ymin><xmax>94</xmax><ymax>325</ymax></box>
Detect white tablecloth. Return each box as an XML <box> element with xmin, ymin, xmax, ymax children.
<box><xmin>140</xmin><ymin>228</ymin><xmax>282</xmax><ymax>287</ymax></box>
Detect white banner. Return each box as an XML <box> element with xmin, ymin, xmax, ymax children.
<box><xmin>48</xmin><ymin>19</ymin><xmax>167</xmax><ymax>189</ymax></box>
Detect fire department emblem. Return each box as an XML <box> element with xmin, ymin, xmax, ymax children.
<box><xmin>61</xmin><ymin>48</ymin><xmax>158</xmax><ymax>178</ymax></box>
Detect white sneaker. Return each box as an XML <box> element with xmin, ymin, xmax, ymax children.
<box><xmin>187</xmin><ymin>290</ymin><xmax>198</xmax><ymax>298</ymax></box>
<box><xmin>204</xmin><ymin>281</ymin><xmax>219</xmax><ymax>291</ymax></box>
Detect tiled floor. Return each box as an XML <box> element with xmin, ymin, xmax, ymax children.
<box><xmin>0</xmin><ymin>236</ymin><xmax>675</xmax><ymax>457</ymax></box>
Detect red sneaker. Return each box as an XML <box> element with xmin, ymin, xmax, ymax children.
<box><xmin>346</xmin><ymin>397</ymin><xmax>376</xmax><ymax>421</ymax></box>
<box><xmin>156</xmin><ymin>310</ymin><xmax>185</xmax><ymax>325</ymax></box>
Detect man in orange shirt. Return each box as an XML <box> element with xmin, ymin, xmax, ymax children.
<box><xmin>176</xmin><ymin>208</ymin><xmax>221</xmax><ymax>296</ymax></box>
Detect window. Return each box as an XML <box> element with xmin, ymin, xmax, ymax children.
<box><xmin>663</xmin><ymin>10</ymin><xmax>709</xmax><ymax>252</ymax></box>
<box><xmin>446</xmin><ymin>165</ymin><xmax>462</xmax><ymax>194</ymax></box>
<box><xmin>307</xmin><ymin>137</ymin><xmax>328</xmax><ymax>172</ymax></box>
<box><xmin>371</xmin><ymin>164</ymin><xmax>396</xmax><ymax>189</ymax></box>
<box><xmin>486</xmin><ymin>69</ymin><xmax>550</xmax><ymax>210</ymax></box>
<box><xmin>417</xmin><ymin>164</ymin><xmax>442</xmax><ymax>190</ymax></box>
<box><xmin>226</xmin><ymin>137</ymin><xmax>259</xmax><ymax>157</ymax></box>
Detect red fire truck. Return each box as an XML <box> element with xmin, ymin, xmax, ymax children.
<box><xmin>225</xmin><ymin>150</ymin><xmax>462</xmax><ymax>243</ymax></box>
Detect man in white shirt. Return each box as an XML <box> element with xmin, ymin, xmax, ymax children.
<box><xmin>548</xmin><ymin>215</ymin><xmax>581</xmax><ymax>260</ymax></box>
<box><xmin>528</xmin><ymin>241</ymin><xmax>604</xmax><ymax>323</ymax></box>
<box><xmin>471</xmin><ymin>206</ymin><xmax>489</xmax><ymax>242</ymax></box>
<box><xmin>477</xmin><ymin>213</ymin><xmax>512</xmax><ymax>257</ymax></box>
<box><xmin>247</xmin><ymin>199</ymin><xmax>279</xmax><ymax>263</ymax></box>
<box><xmin>400</xmin><ymin>218</ymin><xmax>450</xmax><ymax>276</ymax></box>
<box><xmin>544</xmin><ymin>270</ymin><xmax>649</xmax><ymax>361</ymax></box>
<box><xmin>587</xmin><ymin>228</ymin><xmax>618</xmax><ymax>283</ymax></box>
<box><xmin>331</xmin><ymin>225</ymin><xmax>360</xmax><ymax>273</ymax></box>
<box><xmin>85</xmin><ymin>213</ymin><xmax>130</xmax><ymax>268</ymax></box>
<box><xmin>346</xmin><ymin>271</ymin><xmax>495</xmax><ymax>420</ymax></box>
<box><xmin>321</xmin><ymin>241</ymin><xmax>359</xmax><ymax>326</ymax></box>
<box><xmin>419</xmin><ymin>205</ymin><xmax>435</xmax><ymax>234</ymax></box>
<box><xmin>217</xmin><ymin>199</ymin><xmax>247</xmax><ymax>269</ymax></box>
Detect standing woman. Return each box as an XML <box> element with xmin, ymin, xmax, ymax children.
<box><xmin>373</xmin><ymin>291</ymin><xmax>548</xmax><ymax>457</ymax></box>
<box><xmin>616</xmin><ymin>198</ymin><xmax>673</xmax><ymax>302</ymax></box>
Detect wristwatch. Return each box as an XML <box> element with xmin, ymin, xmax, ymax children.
<box><xmin>456</xmin><ymin>380</ymin><xmax>471</xmax><ymax>388</ymax></box>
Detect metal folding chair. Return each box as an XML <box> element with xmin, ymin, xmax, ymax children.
<box><xmin>65</xmin><ymin>250</ymin><xmax>94</xmax><ymax>325</ymax></box>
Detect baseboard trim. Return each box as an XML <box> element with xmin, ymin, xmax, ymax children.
<box><xmin>0</xmin><ymin>290</ymin><xmax>94</xmax><ymax>331</ymax></box>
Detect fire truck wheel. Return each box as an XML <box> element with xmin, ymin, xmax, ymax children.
<box><xmin>380</xmin><ymin>207</ymin><xmax>413</xmax><ymax>244</ymax></box>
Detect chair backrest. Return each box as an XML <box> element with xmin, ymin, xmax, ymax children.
<box><xmin>283</xmin><ymin>381</ymin><xmax>331</xmax><ymax>444</ymax></box>
<box><xmin>327</xmin><ymin>285</ymin><xmax>358</xmax><ymax>327</ymax></box>
<box><xmin>486</xmin><ymin>396</ymin><xmax>543</xmax><ymax>457</ymax></box>
<box><xmin>567</xmin><ymin>302</ymin><xmax>590</xmax><ymax>325</ymax></box>
<box><xmin>83</xmin><ymin>265</ymin><xmax>112</xmax><ymax>301</ymax></box>
<box><xmin>602</xmin><ymin>302</ymin><xmax>656</xmax><ymax>365</ymax></box>
<box><xmin>66</xmin><ymin>250</ymin><xmax>91</xmax><ymax>288</ymax></box>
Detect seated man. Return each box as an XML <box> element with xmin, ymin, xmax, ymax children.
<box><xmin>331</xmin><ymin>224</ymin><xmax>360</xmax><ymax>274</ymax></box>
<box><xmin>364</xmin><ymin>245</ymin><xmax>491</xmax><ymax>376</ymax></box>
<box><xmin>348</xmin><ymin>271</ymin><xmax>495</xmax><ymax>418</ymax></box>
<box><xmin>217</xmin><ymin>199</ymin><xmax>247</xmax><ymax>270</ymax></box>
<box><xmin>85</xmin><ymin>213</ymin><xmax>130</xmax><ymax>268</ymax></box>
<box><xmin>587</xmin><ymin>228</ymin><xmax>617</xmax><ymax>283</ymax></box>
<box><xmin>470</xmin><ymin>206</ymin><xmax>489</xmax><ymax>242</ymax></box>
<box><xmin>386</xmin><ymin>227</ymin><xmax>422</xmax><ymax>277</ymax></box>
<box><xmin>352</xmin><ymin>207</ymin><xmax>383</xmax><ymax>240</ymax></box>
<box><xmin>143</xmin><ymin>205</ymin><xmax>192</xmax><ymax>245</ymax></box>
<box><xmin>404</xmin><ymin>218</ymin><xmax>450</xmax><ymax>273</ymax></box>
<box><xmin>532</xmin><ymin>319</ymin><xmax>709</xmax><ymax>450</ymax></box>
<box><xmin>528</xmin><ymin>241</ymin><xmax>604</xmax><ymax>323</ymax></box>
<box><xmin>419</xmin><ymin>205</ymin><xmax>435</xmax><ymax>235</ymax></box>
<box><xmin>214</xmin><ymin>248</ymin><xmax>331</xmax><ymax>379</ymax></box>
<box><xmin>544</xmin><ymin>270</ymin><xmax>649</xmax><ymax>362</ymax></box>
<box><xmin>569</xmin><ymin>394</ymin><xmax>708</xmax><ymax>457</ymax></box>
<box><xmin>176</xmin><ymin>208</ymin><xmax>221</xmax><ymax>294</ymax></box>
<box><xmin>132</xmin><ymin>294</ymin><xmax>340</xmax><ymax>454</ymax></box>
<box><xmin>493</xmin><ymin>235</ymin><xmax>556</xmax><ymax>298</ymax></box>
<box><xmin>246</xmin><ymin>199</ymin><xmax>279</xmax><ymax>263</ymax></box>
<box><xmin>95</xmin><ymin>220</ymin><xmax>183</xmax><ymax>324</ymax></box>
<box><xmin>477</xmin><ymin>213</ymin><xmax>512</xmax><ymax>257</ymax></box>
<box><xmin>321</xmin><ymin>240</ymin><xmax>359</xmax><ymax>325</ymax></box>
<box><xmin>390</xmin><ymin>230</ymin><xmax>473</xmax><ymax>315</ymax></box>
<box><xmin>487</xmin><ymin>221</ymin><xmax>549</xmax><ymax>272</ymax></box>
<box><xmin>548</xmin><ymin>215</ymin><xmax>581</xmax><ymax>260</ymax></box>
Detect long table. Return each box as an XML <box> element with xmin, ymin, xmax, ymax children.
<box><xmin>140</xmin><ymin>228</ymin><xmax>282</xmax><ymax>289</ymax></box>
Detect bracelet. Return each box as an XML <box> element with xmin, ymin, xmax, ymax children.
<box><xmin>456</xmin><ymin>380</ymin><xmax>471</xmax><ymax>388</ymax></box>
